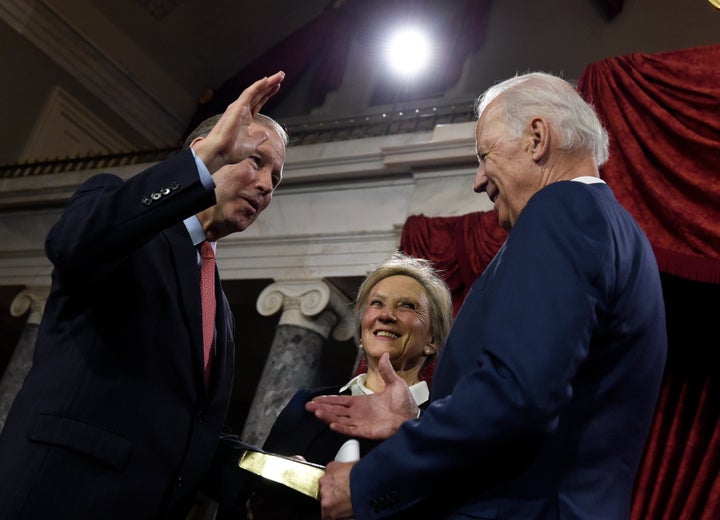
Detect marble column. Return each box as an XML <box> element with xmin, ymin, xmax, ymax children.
<box><xmin>0</xmin><ymin>286</ymin><xmax>49</xmax><ymax>432</ymax></box>
<box><xmin>241</xmin><ymin>280</ymin><xmax>354</xmax><ymax>446</ymax></box>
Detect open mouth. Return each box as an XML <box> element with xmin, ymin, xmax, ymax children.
<box><xmin>375</xmin><ymin>330</ymin><xmax>400</xmax><ymax>338</ymax></box>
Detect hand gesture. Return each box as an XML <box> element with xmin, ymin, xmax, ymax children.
<box><xmin>192</xmin><ymin>71</ymin><xmax>285</xmax><ymax>173</ymax></box>
<box><xmin>305</xmin><ymin>352</ymin><xmax>419</xmax><ymax>440</ymax></box>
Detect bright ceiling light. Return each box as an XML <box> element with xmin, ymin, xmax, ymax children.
<box><xmin>386</xmin><ymin>28</ymin><xmax>431</xmax><ymax>78</ymax></box>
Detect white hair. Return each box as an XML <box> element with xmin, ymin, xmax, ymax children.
<box><xmin>474</xmin><ymin>72</ymin><xmax>609</xmax><ymax>165</ymax></box>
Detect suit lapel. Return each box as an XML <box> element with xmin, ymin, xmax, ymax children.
<box><xmin>165</xmin><ymin>223</ymin><xmax>206</xmax><ymax>387</ymax></box>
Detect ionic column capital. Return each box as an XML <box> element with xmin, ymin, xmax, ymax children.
<box><xmin>10</xmin><ymin>286</ymin><xmax>50</xmax><ymax>325</ymax></box>
<box><xmin>256</xmin><ymin>280</ymin><xmax>354</xmax><ymax>341</ymax></box>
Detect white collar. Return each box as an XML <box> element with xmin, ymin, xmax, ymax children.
<box><xmin>571</xmin><ymin>176</ymin><xmax>605</xmax><ymax>184</ymax></box>
<box><xmin>339</xmin><ymin>373</ymin><xmax>430</xmax><ymax>406</ymax></box>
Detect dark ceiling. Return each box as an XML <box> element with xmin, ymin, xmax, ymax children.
<box><xmin>93</xmin><ymin>0</ymin><xmax>332</xmax><ymax>99</ymax></box>
<box><xmin>2</xmin><ymin>0</ymin><xmax>719</xmax><ymax>165</ymax></box>
<box><xmin>0</xmin><ymin>0</ymin><xmax>336</xmax><ymax>162</ymax></box>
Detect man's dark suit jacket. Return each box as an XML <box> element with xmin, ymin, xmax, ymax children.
<box><xmin>350</xmin><ymin>181</ymin><xmax>668</xmax><ymax>519</ymax></box>
<box><xmin>0</xmin><ymin>150</ymin><xmax>236</xmax><ymax>519</ymax></box>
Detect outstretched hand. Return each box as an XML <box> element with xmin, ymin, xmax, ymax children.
<box><xmin>192</xmin><ymin>71</ymin><xmax>285</xmax><ymax>174</ymax></box>
<box><xmin>305</xmin><ymin>352</ymin><xmax>419</xmax><ymax>440</ymax></box>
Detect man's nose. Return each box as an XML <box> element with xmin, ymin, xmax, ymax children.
<box><xmin>256</xmin><ymin>170</ymin><xmax>274</xmax><ymax>195</ymax></box>
<box><xmin>473</xmin><ymin>165</ymin><xmax>488</xmax><ymax>194</ymax></box>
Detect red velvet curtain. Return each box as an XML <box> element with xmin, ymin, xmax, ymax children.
<box><xmin>400</xmin><ymin>212</ymin><xmax>506</xmax><ymax>316</ymax></box>
<box><xmin>577</xmin><ymin>44</ymin><xmax>720</xmax><ymax>284</ymax></box>
<box><xmin>575</xmin><ymin>44</ymin><xmax>720</xmax><ymax>519</ymax></box>
<box><xmin>633</xmin><ymin>371</ymin><xmax>720</xmax><ymax>519</ymax></box>
<box><xmin>399</xmin><ymin>44</ymin><xmax>720</xmax><ymax>517</ymax></box>
<box><xmin>632</xmin><ymin>271</ymin><xmax>720</xmax><ymax>519</ymax></box>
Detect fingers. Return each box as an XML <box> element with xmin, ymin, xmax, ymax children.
<box><xmin>242</xmin><ymin>71</ymin><xmax>285</xmax><ymax>114</ymax></box>
<box><xmin>307</xmin><ymin>394</ymin><xmax>353</xmax><ymax>408</ymax></box>
<box><xmin>220</xmin><ymin>71</ymin><xmax>284</xmax><ymax>126</ymax></box>
<box><xmin>328</xmin><ymin>422</ymin><xmax>356</xmax><ymax>436</ymax></box>
<box><xmin>378</xmin><ymin>352</ymin><xmax>403</xmax><ymax>385</ymax></box>
<box><xmin>309</xmin><ymin>402</ymin><xmax>352</xmax><ymax>422</ymax></box>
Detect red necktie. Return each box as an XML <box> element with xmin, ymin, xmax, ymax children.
<box><xmin>199</xmin><ymin>241</ymin><xmax>216</xmax><ymax>385</ymax></box>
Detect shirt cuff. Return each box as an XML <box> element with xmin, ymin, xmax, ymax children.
<box><xmin>190</xmin><ymin>147</ymin><xmax>215</xmax><ymax>190</ymax></box>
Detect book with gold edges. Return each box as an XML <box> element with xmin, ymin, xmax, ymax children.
<box><xmin>238</xmin><ymin>448</ymin><xmax>325</xmax><ymax>500</ymax></box>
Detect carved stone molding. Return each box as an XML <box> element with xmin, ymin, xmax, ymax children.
<box><xmin>256</xmin><ymin>280</ymin><xmax>354</xmax><ymax>340</ymax></box>
<box><xmin>0</xmin><ymin>0</ymin><xmax>186</xmax><ymax>146</ymax></box>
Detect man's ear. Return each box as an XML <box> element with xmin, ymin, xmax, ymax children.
<box><xmin>190</xmin><ymin>136</ymin><xmax>205</xmax><ymax>149</ymax></box>
<box><xmin>529</xmin><ymin>117</ymin><xmax>550</xmax><ymax>161</ymax></box>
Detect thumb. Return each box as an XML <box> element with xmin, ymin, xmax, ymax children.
<box><xmin>378</xmin><ymin>352</ymin><xmax>402</xmax><ymax>387</ymax></box>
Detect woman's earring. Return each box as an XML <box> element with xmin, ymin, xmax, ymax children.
<box><xmin>358</xmin><ymin>342</ymin><xmax>364</xmax><ymax>351</ymax></box>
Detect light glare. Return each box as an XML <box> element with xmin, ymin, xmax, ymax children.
<box><xmin>386</xmin><ymin>28</ymin><xmax>431</xmax><ymax>77</ymax></box>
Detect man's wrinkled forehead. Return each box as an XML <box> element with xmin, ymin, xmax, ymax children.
<box><xmin>253</xmin><ymin>121</ymin><xmax>286</xmax><ymax>183</ymax></box>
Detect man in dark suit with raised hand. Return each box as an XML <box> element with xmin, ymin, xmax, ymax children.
<box><xmin>0</xmin><ymin>71</ymin><xmax>286</xmax><ymax>519</ymax></box>
<box><xmin>307</xmin><ymin>71</ymin><xmax>668</xmax><ymax>519</ymax></box>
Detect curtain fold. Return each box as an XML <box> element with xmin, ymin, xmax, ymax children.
<box><xmin>632</xmin><ymin>373</ymin><xmax>720</xmax><ymax>519</ymax></box>
<box><xmin>576</xmin><ymin>44</ymin><xmax>720</xmax><ymax>284</ymax></box>
<box><xmin>399</xmin><ymin>212</ymin><xmax>507</xmax><ymax>315</ymax></box>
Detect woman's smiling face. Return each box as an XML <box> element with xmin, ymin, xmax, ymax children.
<box><xmin>360</xmin><ymin>275</ymin><xmax>435</xmax><ymax>373</ymax></box>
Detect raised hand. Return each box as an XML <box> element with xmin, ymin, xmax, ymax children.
<box><xmin>305</xmin><ymin>352</ymin><xmax>419</xmax><ymax>440</ymax></box>
<box><xmin>192</xmin><ymin>71</ymin><xmax>285</xmax><ymax>174</ymax></box>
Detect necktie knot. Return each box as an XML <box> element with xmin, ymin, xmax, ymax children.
<box><xmin>200</xmin><ymin>240</ymin><xmax>215</xmax><ymax>260</ymax></box>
